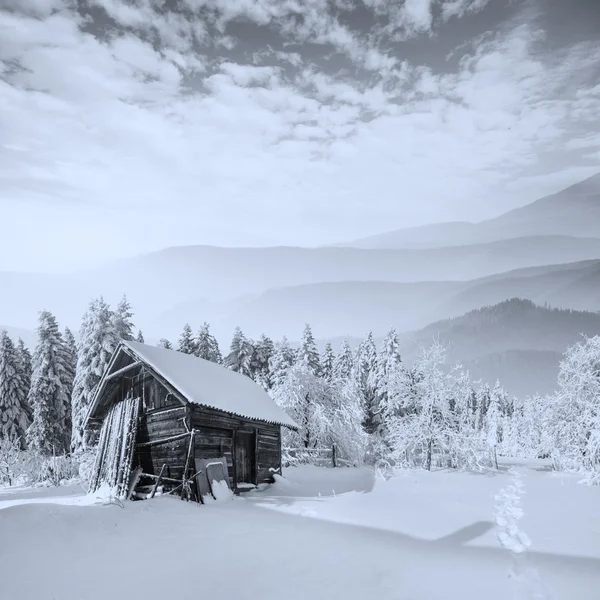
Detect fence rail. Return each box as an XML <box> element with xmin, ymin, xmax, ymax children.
<box><xmin>283</xmin><ymin>445</ymin><xmax>353</xmax><ymax>468</ymax></box>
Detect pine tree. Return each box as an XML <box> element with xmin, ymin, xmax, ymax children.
<box><xmin>195</xmin><ymin>322</ymin><xmax>222</xmax><ymax>364</ymax></box>
<box><xmin>15</xmin><ymin>338</ymin><xmax>32</xmax><ymax>421</ymax></box>
<box><xmin>27</xmin><ymin>312</ymin><xmax>73</xmax><ymax>455</ymax></box>
<box><xmin>136</xmin><ymin>330</ymin><xmax>145</xmax><ymax>343</ymax></box>
<box><xmin>486</xmin><ymin>382</ymin><xmax>502</xmax><ymax>469</ymax></box>
<box><xmin>375</xmin><ymin>328</ymin><xmax>403</xmax><ymax>414</ymax></box>
<box><xmin>113</xmin><ymin>294</ymin><xmax>135</xmax><ymax>341</ymax></box>
<box><xmin>63</xmin><ymin>327</ymin><xmax>77</xmax><ymax>365</ymax></box>
<box><xmin>355</xmin><ymin>332</ymin><xmax>379</xmax><ymax>434</ymax></box>
<box><xmin>333</xmin><ymin>340</ymin><xmax>354</xmax><ymax>381</ymax></box>
<box><xmin>178</xmin><ymin>323</ymin><xmax>197</xmax><ymax>355</ymax></box>
<box><xmin>250</xmin><ymin>334</ymin><xmax>274</xmax><ymax>389</ymax></box>
<box><xmin>157</xmin><ymin>338</ymin><xmax>173</xmax><ymax>349</ymax></box>
<box><xmin>269</xmin><ymin>336</ymin><xmax>296</xmax><ymax>388</ymax></box>
<box><xmin>321</xmin><ymin>343</ymin><xmax>335</xmax><ymax>383</ymax></box>
<box><xmin>59</xmin><ymin>327</ymin><xmax>77</xmax><ymax>445</ymax></box>
<box><xmin>297</xmin><ymin>324</ymin><xmax>320</xmax><ymax>376</ymax></box>
<box><xmin>0</xmin><ymin>331</ymin><xmax>30</xmax><ymax>448</ymax></box>
<box><xmin>224</xmin><ymin>327</ymin><xmax>254</xmax><ymax>377</ymax></box>
<box><xmin>71</xmin><ymin>298</ymin><xmax>119</xmax><ymax>455</ymax></box>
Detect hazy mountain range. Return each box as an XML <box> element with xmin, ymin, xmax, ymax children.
<box><xmin>341</xmin><ymin>173</ymin><xmax>600</xmax><ymax>249</ymax></box>
<box><xmin>2</xmin><ymin>172</ymin><xmax>599</xmax><ymax>398</ymax></box>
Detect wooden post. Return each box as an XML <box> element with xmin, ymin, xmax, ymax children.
<box><xmin>149</xmin><ymin>464</ymin><xmax>166</xmax><ymax>499</ymax></box>
<box><xmin>181</xmin><ymin>429</ymin><xmax>195</xmax><ymax>501</ymax></box>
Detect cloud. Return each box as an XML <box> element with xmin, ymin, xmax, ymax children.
<box><xmin>441</xmin><ymin>0</ymin><xmax>492</xmax><ymax>21</ymax></box>
<box><xmin>1</xmin><ymin>0</ymin><xmax>600</xmax><ymax>270</ymax></box>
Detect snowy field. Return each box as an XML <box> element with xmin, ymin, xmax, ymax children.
<box><xmin>1</xmin><ymin>460</ymin><xmax>599</xmax><ymax>600</ymax></box>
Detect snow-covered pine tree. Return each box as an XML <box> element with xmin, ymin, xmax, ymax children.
<box><xmin>63</xmin><ymin>327</ymin><xmax>77</xmax><ymax>365</ymax></box>
<box><xmin>355</xmin><ymin>332</ymin><xmax>379</xmax><ymax>434</ymax></box>
<box><xmin>178</xmin><ymin>323</ymin><xmax>197</xmax><ymax>355</ymax></box>
<box><xmin>113</xmin><ymin>294</ymin><xmax>135</xmax><ymax>341</ymax></box>
<box><xmin>252</xmin><ymin>334</ymin><xmax>275</xmax><ymax>390</ymax></box>
<box><xmin>195</xmin><ymin>322</ymin><xmax>222</xmax><ymax>364</ymax></box>
<box><xmin>59</xmin><ymin>327</ymin><xmax>77</xmax><ymax>446</ymax></box>
<box><xmin>224</xmin><ymin>327</ymin><xmax>254</xmax><ymax>377</ymax></box>
<box><xmin>0</xmin><ymin>331</ymin><xmax>30</xmax><ymax>448</ymax></box>
<box><xmin>71</xmin><ymin>298</ymin><xmax>119</xmax><ymax>455</ymax></box>
<box><xmin>269</xmin><ymin>337</ymin><xmax>296</xmax><ymax>388</ymax></box>
<box><xmin>486</xmin><ymin>382</ymin><xmax>502</xmax><ymax>469</ymax></box>
<box><xmin>27</xmin><ymin>311</ymin><xmax>73</xmax><ymax>455</ymax></box>
<box><xmin>136</xmin><ymin>330</ymin><xmax>145</xmax><ymax>343</ymax></box>
<box><xmin>321</xmin><ymin>343</ymin><xmax>335</xmax><ymax>383</ymax></box>
<box><xmin>157</xmin><ymin>338</ymin><xmax>172</xmax><ymax>349</ymax></box>
<box><xmin>475</xmin><ymin>384</ymin><xmax>491</xmax><ymax>431</ymax></box>
<box><xmin>15</xmin><ymin>338</ymin><xmax>32</xmax><ymax>422</ymax></box>
<box><xmin>333</xmin><ymin>340</ymin><xmax>354</xmax><ymax>381</ymax></box>
<box><xmin>375</xmin><ymin>328</ymin><xmax>403</xmax><ymax>414</ymax></box>
<box><xmin>297</xmin><ymin>324</ymin><xmax>320</xmax><ymax>376</ymax></box>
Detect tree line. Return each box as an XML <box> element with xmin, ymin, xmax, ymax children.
<box><xmin>1</xmin><ymin>295</ymin><xmax>599</xmax><ymax>485</ymax></box>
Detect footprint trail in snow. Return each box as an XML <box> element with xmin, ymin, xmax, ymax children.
<box><xmin>494</xmin><ymin>468</ymin><xmax>551</xmax><ymax>600</ymax></box>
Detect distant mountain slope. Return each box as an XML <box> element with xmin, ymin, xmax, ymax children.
<box><xmin>396</xmin><ymin>299</ymin><xmax>600</xmax><ymax>397</ymax></box>
<box><xmin>343</xmin><ymin>173</ymin><xmax>600</xmax><ymax>249</ymax></box>
<box><xmin>4</xmin><ymin>235</ymin><xmax>600</xmax><ymax>336</ymax></box>
<box><xmin>400</xmin><ymin>298</ymin><xmax>600</xmax><ymax>362</ymax></box>
<box><xmin>152</xmin><ymin>259</ymin><xmax>600</xmax><ymax>343</ymax></box>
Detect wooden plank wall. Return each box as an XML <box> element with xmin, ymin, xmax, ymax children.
<box><xmin>190</xmin><ymin>405</ymin><xmax>282</xmax><ymax>486</ymax></box>
<box><xmin>134</xmin><ymin>404</ymin><xmax>189</xmax><ymax>482</ymax></box>
<box><xmin>256</xmin><ymin>424</ymin><xmax>281</xmax><ymax>484</ymax></box>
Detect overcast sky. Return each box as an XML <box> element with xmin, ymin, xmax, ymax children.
<box><xmin>1</xmin><ymin>0</ymin><xmax>599</xmax><ymax>272</ymax></box>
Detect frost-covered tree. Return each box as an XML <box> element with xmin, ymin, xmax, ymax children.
<box><xmin>157</xmin><ymin>338</ymin><xmax>172</xmax><ymax>349</ymax></box>
<box><xmin>71</xmin><ymin>298</ymin><xmax>119</xmax><ymax>455</ymax></box>
<box><xmin>355</xmin><ymin>332</ymin><xmax>379</xmax><ymax>434</ymax></box>
<box><xmin>321</xmin><ymin>343</ymin><xmax>335</xmax><ymax>383</ymax></box>
<box><xmin>333</xmin><ymin>340</ymin><xmax>354</xmax><ymax>381</ymax></box>
<box><xmin>549</xmin><ymin>335</ymin><xmax>600</xmax><ymax>482</ymax></box>
<box><xmin>136</xmin><ymin>330</ymin><xmax>145</xmax><ymax>343</ymax></box>
<box><xmin>297</xmin><ymin>324</ymin><xmax>320</xmax><ymax>376</ymax></box>
<box><xmin>195</xmin><ymin>322</ymin><xmax>222</xmax><ymax>364</ymax></box>
<box><xmin>269</xmin><ymin>337</ymin><xmax>296</xmax><ymax>388</ymax></box>
<box><xmin>384</xmin><ymin>342</ymin><xmax>457</xmax><ymax>470</ymax></box>
<box><xmin>177</xmin><ymin>323</ymin><xmax>197</xmax><ymax>355</ymax></box>
<box><xmin>27</xmin><ymin>311</ymin><xmax>73</xmax><ymax>455</ymax></box>
<box><xmin>113</xmin><ymin>295</ymin><xmax>135</xmax><ymax>341</ymax></box>
<box><xmin>0</xmin><ymin>331</ymin><xmax>30</xmax><ymax>448</ymax></box>
<box><xmin>225</xmin><ymin>327</ymin><xmax>254</xmax><ymax>378</ymax></box>
<box><xmin>328</xmin><ymin>377</ymin><xmax>368</xmax><ymax>465</ymax></box>
<box><xmin>271</xmin><ymin>358</ymin><xmax>331</xmax><ymax>450</ymax></box>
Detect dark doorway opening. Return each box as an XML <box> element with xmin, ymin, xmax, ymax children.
<box><xmin>235</xmin><ymin>431</ymin><xmax>256</xmax><ymax>486</ymax></box>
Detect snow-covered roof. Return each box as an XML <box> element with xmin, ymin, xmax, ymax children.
<box><xmin>114</xmin><ymin>340</ymin><xmax>297</xmax><ymax>429</ymax></box>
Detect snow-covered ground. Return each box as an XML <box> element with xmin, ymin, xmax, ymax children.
<box><xmin>1</xmin><ymin>459</ymin><xmax>599</xmax><ymax>600</ymax></box>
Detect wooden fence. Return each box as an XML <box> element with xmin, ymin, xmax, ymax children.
<box><xmin>283</xmin><ymin>445</ymin><xmax>353</xmax><ymax>468</ymax></box>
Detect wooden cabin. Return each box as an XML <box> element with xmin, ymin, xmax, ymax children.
<box><xmin>85</xmin><ymin>340</ymin><xmax>297</xmax><ymax>500</ymax></box>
